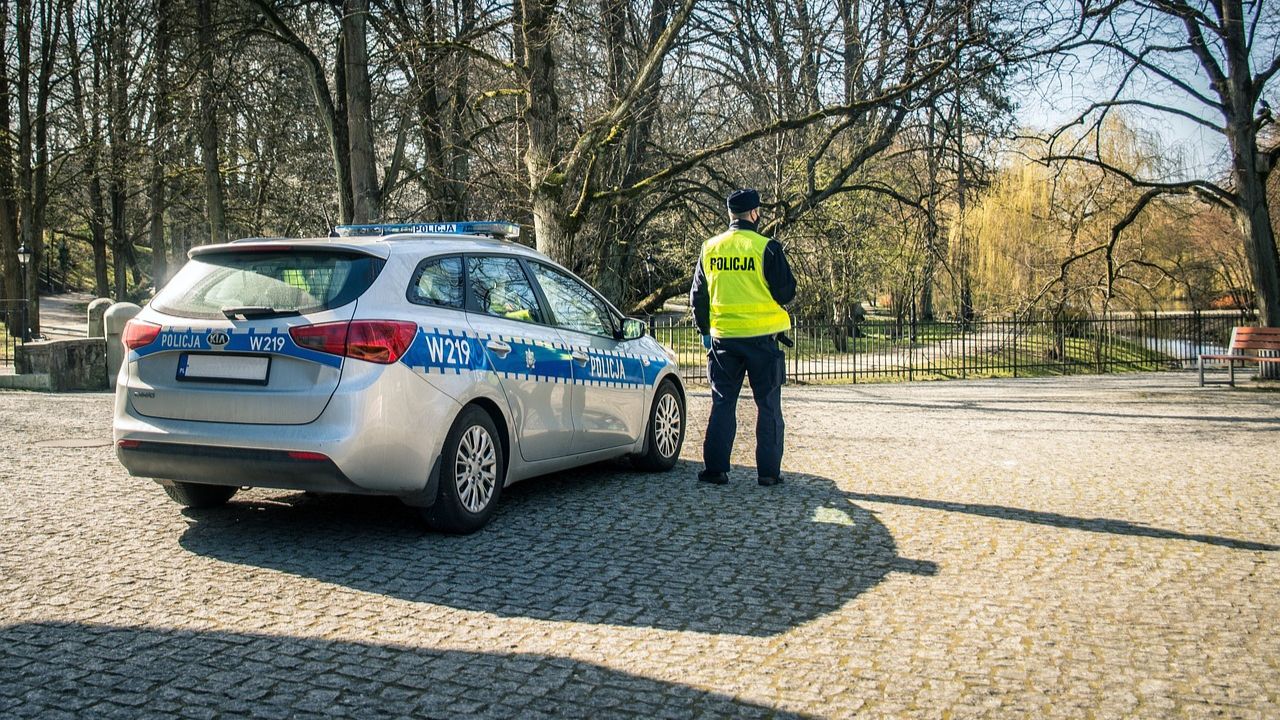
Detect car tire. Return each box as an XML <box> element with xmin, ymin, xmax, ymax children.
<box><xmin>162</xmin><ymin>481</ymin><xmax>237</xmax><ymax>509</ymax></box>
<box><xmin>633</xmin><ymin>379</ymin><xmax>684</xmax><ymax>472</ymax></box>
<box><xmin>423</xmin><ymin>405</ymin><xmax>505</xmax><ymax>534</ymax></box>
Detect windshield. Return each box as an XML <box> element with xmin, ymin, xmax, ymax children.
<box><xmin>153</xmin><ymin>250</ymin><xmax>384</xmax><ymax>319</ymax></box>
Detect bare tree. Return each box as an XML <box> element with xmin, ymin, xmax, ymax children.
<box><xmin>1043</xmin><ymin>0</ymin><xmax>1280</xmax><ymax>326</ymax></box>
<box><xmin>14</xmin><ymin>0</ymin><xmax>63</xmax><ymax>333</ymax></box>
<box><xmin>148</xmin><ymin>0</ymin><xmax>174</xmax><ymax>284</ymax></box>
<box><xmin>63</xmin><ymin>0</ymin><xmax>111</xmax><ymax>296</ymax></box>
<box><xmin>342</xmin><ymin>0</ymin><xmax>380</xmax><ymax>222</ymax></box>
<box><xmin>0</xmin><ymin>0</ymin><xmax>19</xmax><ymax>314</ymax></box>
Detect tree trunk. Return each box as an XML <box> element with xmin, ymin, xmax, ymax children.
<box><xmin>343</xmin><ymin>0</ymin><xmax>380</xmax><ymax>223</ymax></box>
<box><xmin>14</xmin><ymin>0</ymin><xmax>58</xmax><ymax>334</ymax></box>
<box><xmin>1220</xmin><ymin>0</ymin><xmax>1280</xmax><ymax>377</ymax></box>
<box><xmin>952</xmin><ymin>83</ymin><xmax>974</xmax><ymax>326</ymax></box>
<box><xmin>1222</xmin><ymin>82</ymin><xmax>1280</xmax><ymax>328</ymax></box>
<box><xmin>147</xmin><ymin>0</ymin><xmax>172</xmax><ymax>286</ymax></box>
<box><xmin>520</xmin><ymin>0</ymin><xmax>568</xmax><ymax>259</ymax></box>
<box><xmin>107</xmin><ymin>0</ymin><xmax>130</xmax><ymax>299</ymax></box>
<box><xmin>591</xmin><ymin>0</ymin><xmax>673</xmax><ymax>305</ymax></box>
<box><xmin>1233</xmin><ymin>178</ymin><xmax>1280</xmax><ymax>326</ymax></box>
<box><xmin>531</xmin><ymin>191</ymin><xmax>573</xmax><ymax>267</ymax></box>
<box><xmin>442</xmin><ymin>0</ymin><xmax>475</xmax><ymax>217</ymax></box>
<box><xmin>15</xmin><ymin>0</ymin><xmax>37</xmax><ymax>333</ymax></box>
<box><xmin>921</xmin><ymin>111</ymin><xmax>939</xmax><ymax>322</ymax></box>
<box><xmin>396</xmin><ymin>0</ymin><xmax>454</xmax><ymax>219</ymax></box>
<box><xmin>0</xmin><ymin>0</ymin><xmax>19</xmax><ymax>325</ymax></box>
<box><xmin>838</xmin><ymin>0</ymin><xmax>862</xmax><ymax>102</ymax></box>
<box><xmin>64</xmin><ymin>0</ymin><xmax>110</xmax><ymax>297</ymax></box>
<box><xmin>197</xmin><ymin>0</ymin><xmax>226</xmax><ymax>244</ymax></box>
<box><xmin>31</xmin><ymin>0</ymin><xmax>58</xmax><ymax>301</ymax></box>
<box><xmin>89</xmin><ymin>175</ymin><xmax>109</xmax><ymax>296</ymax></box>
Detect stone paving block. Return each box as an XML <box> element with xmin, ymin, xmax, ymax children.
<box><xmin>0</xmin><ymin>375</ymin><xmax>1277</xmax><ymax>718</ymax></box>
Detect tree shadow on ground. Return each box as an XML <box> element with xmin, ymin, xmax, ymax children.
<box><xmin>803</xmin><ymin>396</ymin><xmax>1280</xmax><ymax>428</ymax></box>
<box><xmin>0</xmin><ymin>621</ymin><xmax>815</xmax><ymax>719</ymax></box>
<box><xmin>179</xmin><ymin>461</ymin><xmax>936</xmax><ymax>637</ymax></box>
<box><xmin>846</xmin><ymin>492</ymin><xmax>1279</xmax><ymax>551</ymax></box>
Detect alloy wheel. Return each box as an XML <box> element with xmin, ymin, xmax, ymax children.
<box><xmin>654</xmin><ymin>393</ymin><xmax>682</xmax><ymax>458</ymax></box>
<box><xmin>455</xmin><ymin>425</ymin><xmax>497</xmax><ymax>513</ymax></box>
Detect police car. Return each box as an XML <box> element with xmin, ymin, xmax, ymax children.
<box><xmin>112</xmin><ymin>221</ymin><xmax>686</xmax><ymax>533</ymax></box>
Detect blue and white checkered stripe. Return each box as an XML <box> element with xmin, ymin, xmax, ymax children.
<box><xmin>400</xmin><ymin>327</ymin><xmax>667</xmax><ymax>388</ymax></box>
<box><xmin>128</xmin><ymin>326</ymin><xmax>343</xmax><ymax>368</ymax></box>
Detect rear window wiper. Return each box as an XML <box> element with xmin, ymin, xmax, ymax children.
<box><xmin>221</xmin><ymin>306</ymin><xmax>302</xmax><ymax>320</ymax></box>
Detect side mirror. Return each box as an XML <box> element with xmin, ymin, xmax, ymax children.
<box><xmin>621</xmin><ymin>317</ymin><xmax>646</xmax><ymax>340</ymax></box>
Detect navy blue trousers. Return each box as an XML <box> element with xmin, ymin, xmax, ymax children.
<box><xmin>703</xmin><ymin>335</ymin><xmax>786</xmax><ymax>478</ymax></box>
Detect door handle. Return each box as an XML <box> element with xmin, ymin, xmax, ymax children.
<box><xmin>486</xmin><ymin>340</ymin><xmax>512</xmax><ymax>357</ymax></box>
<box><xmin>571</xmin><ymin>350</ymin><xmax>589</xmax><ymax>365</ymax></box>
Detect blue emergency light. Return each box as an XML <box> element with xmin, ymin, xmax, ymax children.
<box><xmin>332</xmin><ymin>221</ymin><xmax>520</xmax><ymax>240</ymax></box>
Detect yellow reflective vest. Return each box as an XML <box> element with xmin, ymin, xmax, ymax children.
<box><xmin>700</xmin><ymin>229</ymin><xmax>791</xmax><ymax>338</ymax></box>
<box><xmin>281</xmin><ymin>269</ymin><xmax>311</xmax><ymax>294</ymax></box>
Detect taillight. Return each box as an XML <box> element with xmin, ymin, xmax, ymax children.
<box><xmin>122</xmin><ymin>320</ymin><xmax>161</xmax><ymax>350</ymax></box>
<box><xmin>286</xmin><ymin>450</ymin><xmax>329</xmax><ymax>461</ymax></box>
<box><xmin>289</xmin><ymin>322</ymin><xmax>349</xmax><ymax>356</ymax></box>
<box><xmin>289</xmin><ymin>320</ymin><xmax>417</xmax><ymax>364</ymax></box>
<box><xmin>345</xmin><ymin>321</ymin><xmax>417</xmax><ymax>363</ymax></box>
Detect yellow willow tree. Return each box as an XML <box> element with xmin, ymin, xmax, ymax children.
<box><xmin>963</xmin><ymin>119</ymin><xmax>1194</xmax><ymax>317</ymax></box>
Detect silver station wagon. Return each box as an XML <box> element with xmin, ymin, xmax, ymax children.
<box><xmin>113</xmin><ymin>222</ymin><xmax>687</xmax><ymax>533</ymax></box>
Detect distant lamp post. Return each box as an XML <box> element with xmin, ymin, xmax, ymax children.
<box><xmin>16</xmin><ymin>242</ymin><xmax>30</xmax><ymax>341</ymax></box>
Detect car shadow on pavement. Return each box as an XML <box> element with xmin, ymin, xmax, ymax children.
<box><xmin>846</xmin><ymin>492</ymin><xmax>1279</xmax><ymax>551</ymax></box>
<box><xmin>178</xmin><ymin>461</ymin><xmax>937</xmax><ymax>637</ymax></box>
<box><xmin>0</xmin><ymin>620</ymin><xmax>815</xmax><ymax>719</ymax></box>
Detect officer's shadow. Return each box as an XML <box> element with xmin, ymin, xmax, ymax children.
<box><xmin>178</xmin><ymin>461</ymin><xmax>936</xmax><ymax>637</ymax></box>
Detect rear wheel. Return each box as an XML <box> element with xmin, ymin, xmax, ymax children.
<box><xmin>423</xmin><ymin>406</ymin><xmax>505</xmax><ymax>534</ymax></box>
<box><xmin>162</xmin><ymin>481</ymin><xmax>237</xmax><ymax>509</ymax></box>
<box><xmin>633</xmin><ymin>380</ymin><xmax>684</xmax><ymax>471</ymax></box>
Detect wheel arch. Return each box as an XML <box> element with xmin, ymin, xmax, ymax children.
<box><xmin>464</xmin><ymin>396</ymin><xmax>511</xmax><ymax>477</ymax></box>
<box><xmin>651</xmin><ymin>369</ymin><xmax>686</xmax><ymax>413</ymax></box>
<box><xmin>644</xmin><ymin>372</ymin><xmax>684</xmax><ymax>451</ymax></box>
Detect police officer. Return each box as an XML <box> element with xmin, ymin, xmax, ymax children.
<box><xmin>689</xmin><ymin>188</ymin><xmax>796</xmax><ymax>486</ymax></box>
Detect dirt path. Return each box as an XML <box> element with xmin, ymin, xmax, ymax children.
<box><xmin>36</xmin><ymin>291</ymin><xmax>96</xmax><ymax>338</ymax></box>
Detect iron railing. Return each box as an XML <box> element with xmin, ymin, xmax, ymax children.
<box><xmin>0</xmin><ymin>299</ymin><xmax>29</xmax><ymax>367</ymax></box>
<box><xmin>651</xmin><ymin>310</ymin><xmax>1256</xmax><ymax>384</ymax></box>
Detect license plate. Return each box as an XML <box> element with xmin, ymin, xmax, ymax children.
<box><xmin>177</xmin><ymin>353</ymin><xmax>271</xmax><ymax>385</ymax></box>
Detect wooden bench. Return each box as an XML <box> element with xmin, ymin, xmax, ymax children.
<box><xmin>1198</xmin><ymin>326</ymin><xmax>1280</xmax><ymax>386</ymax></box>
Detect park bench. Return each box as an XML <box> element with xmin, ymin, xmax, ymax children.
<box><xmin>1198</xmin><ymin>326</ymin><xmax>1280</xmax><ymax>386</ymax></box>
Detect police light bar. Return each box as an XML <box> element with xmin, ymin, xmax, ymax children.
<box><xmin>333</xmin><ymin>221</ymin><xmax>520</xmax><ymax>240</ymax></box>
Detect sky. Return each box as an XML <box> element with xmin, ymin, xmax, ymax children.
<box><xmin>1014</xmin><ymin>63</ymin><xmax>1232</xmax><ymax>184</ymax></box>
<box><xmin>1005</xmin><ymin>4</ymin><xmax>1267</xmax><ymax>185</ymax></box>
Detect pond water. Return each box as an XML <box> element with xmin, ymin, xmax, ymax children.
<box><xmin>1140</xmin><ymin>337</ymin><xmax>1228</xmax><ymax>359</ymax></box>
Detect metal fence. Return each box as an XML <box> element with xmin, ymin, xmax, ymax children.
<box><xmin>651</xmin><ymin>310</ymin><xmax>1256</xmax><ymax>384</ymax></box>
<box><xmin>0</xmin><ymin>299</ymin><xmax>28</xmax><ymax>367</ymax></box>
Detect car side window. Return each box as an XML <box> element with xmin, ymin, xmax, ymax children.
<box><xmin>530</xmin><ymin>263</ymin><xmax>614</xmax><ymax>337</ymax></box>
<box><xmin>466</xmin><ymin>256</ymin><xmax>546</xmax><ymax>324</ymax></box>
<box><xmin>408</xmin><ymin>256</ymin><xmax>465</xmax><ymax>309</ymax></box>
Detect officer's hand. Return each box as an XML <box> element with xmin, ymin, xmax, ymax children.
<box><xmin>701</xmin><ymin>334</ymin><xmax>712</xmax><ymax>351</ymax></box>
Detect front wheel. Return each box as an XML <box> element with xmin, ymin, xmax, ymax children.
<box><xmin>162</xmin><ymin>481</ymin><xmax>237</xmax><ymax>509</ymax></box>
<box><xmin>633</xmin><ymin>380</ymin><xmax>685</xmax><ymax>471</ymax></box>
<box><xmin>423</xmin><ymin>406</ymin><xmax>505</xmax><ymax>534</ymax></box>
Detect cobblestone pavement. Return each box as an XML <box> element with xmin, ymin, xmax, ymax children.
<box><xmin>1</xmin><ymin>373</ymin><xmax>1277</xmax><ymax>718</ymax></box>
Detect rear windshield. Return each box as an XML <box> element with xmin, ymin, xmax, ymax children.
<box><xmin>152</xmin><ymin>250</ymin><xmax>384</xmax><ymax>319</ymax></box>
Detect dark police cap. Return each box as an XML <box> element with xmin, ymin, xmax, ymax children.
<box><xmin>726</xmin><ymin>188</ymin><xmax>760</xmax><ymax>213</ymax></box>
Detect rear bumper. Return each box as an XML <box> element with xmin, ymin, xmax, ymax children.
<box><xmin>117</xmin><ymin>442</ymin><xmax>366</xmax><ymax>494</ymax></box>
<box><xmin>113</xmin><ymin>361</ymin><xmax>461</xmax><ymax>495</ymax></box>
